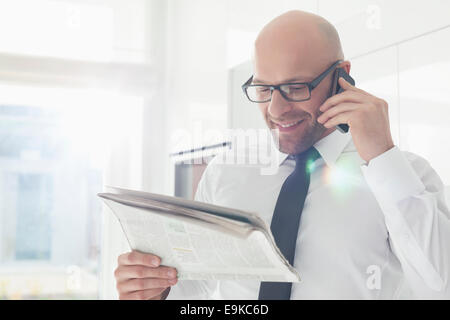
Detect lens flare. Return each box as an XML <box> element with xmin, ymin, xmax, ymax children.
<box><xmin>324</xmin><ymin>157</ymin><xmax>360</xmax><ymax>199</ymax></box>
<box><xmin>306</xmin><ymin>159</ymin><xmax>316</xmax><ymax>174</ymax></box>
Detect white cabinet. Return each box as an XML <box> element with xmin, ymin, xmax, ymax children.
<box><xmin>318</xmin><ymin>0</ymin><xmax>450</xmax><ymax>59</ymax></box>
<box><xmin>398</xmin><ymin>27</ymin><xmax>450</xmax><ymax>185</ymax></box>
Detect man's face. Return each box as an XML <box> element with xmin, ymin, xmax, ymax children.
<box><xmin>253</xmin><ymin>44</ymin><xmax>336</xmax><ymax>155</ymax></box>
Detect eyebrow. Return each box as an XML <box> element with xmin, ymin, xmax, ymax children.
<box><xmin>252</xmin><ymin>76</ymin><xmax>311</xmax><ymax>84</ymax></box>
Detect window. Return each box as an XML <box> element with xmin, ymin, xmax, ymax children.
<box><xmin>0</xmin><ymin>84</ymin><xmax>143</xmax><ymax>299</ymax></box>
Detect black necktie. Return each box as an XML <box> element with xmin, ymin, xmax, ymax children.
<box><xmin>258</xmin><ymin>146</ymin><xmax>321</xmax><ymax>300</ymax></box>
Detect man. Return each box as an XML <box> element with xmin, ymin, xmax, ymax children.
<box><xmin>114</xmin><ymin>10</ymin><xmax>450</xmax><ymax>299</ymax></box>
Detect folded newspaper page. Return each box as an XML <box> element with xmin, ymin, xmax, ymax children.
<box><xmin>98</xmin><ymin>186</ymin><xmax>300</xmax><ymax>282</ymax></box>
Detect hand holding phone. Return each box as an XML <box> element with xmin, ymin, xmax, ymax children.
<box><xmin>330</xmin><ymin>68</ymin><xmax>355</xmax><ymax>133</ymax></box>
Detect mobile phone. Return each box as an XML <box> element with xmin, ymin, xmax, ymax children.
<box><xmin>330</xmin><ymin>68</ymin><xmax>355</xmax><ymax>133</ymax></box>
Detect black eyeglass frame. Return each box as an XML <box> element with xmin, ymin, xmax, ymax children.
<box><xmin>241</xmin><ymin>60</ymin><xmax>343</xmax><ymax>103</ymax></box>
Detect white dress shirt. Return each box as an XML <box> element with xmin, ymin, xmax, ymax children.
<box><xmin>167</xmin><ymin>129</ymin><xmax>450</xmax><ymax>299</ymax></box>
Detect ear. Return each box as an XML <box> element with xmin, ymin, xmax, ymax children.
<box><xmin>340</xmin><ymin>60</ymin><xmax>351</xmax><ymax>75</ymax></box>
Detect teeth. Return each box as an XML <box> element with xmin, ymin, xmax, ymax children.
<box><xmin>280</xmin><ymin>120</ymin><xmax>302</xmax><ymax>128</ymax></box>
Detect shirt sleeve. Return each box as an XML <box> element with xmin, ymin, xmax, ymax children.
<box><xmin>361</xmin><ymin>146</ymin><xmax>450</xmax><ymax>298</ymax></box>
<box><xmin>166</xmin><ymin>163</ymin><xmax>219</xmax><ymax>300</ymax></box>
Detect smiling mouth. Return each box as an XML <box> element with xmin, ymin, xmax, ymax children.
<box><xmin>272</xmin><ymin>119</ymin><xmax>305</xmax><ymax>132</ymax></box>
<box><xmin>277</xmin><ymin>119</ymin><xmax>303</xmax><ymax>128</ymax></box>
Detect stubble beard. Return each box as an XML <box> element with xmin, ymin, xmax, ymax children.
<box><xmin>269</xmin><ymin>117</ymin><xmax>326</xmax><ymax>155</ymax></box>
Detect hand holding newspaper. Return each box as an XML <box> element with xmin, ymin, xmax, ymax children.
<box><xmin>98</xmin><ymin>186</ymin><xmax>301</xmax><ymax>283</ymax></box>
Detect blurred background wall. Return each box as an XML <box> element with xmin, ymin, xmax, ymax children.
<box><xmin>0</xmin><ymin>0</ymin><xmax>448</xmax><ymax>299</ymax></box>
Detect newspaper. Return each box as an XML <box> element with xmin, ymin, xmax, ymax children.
<box><xmin>98</xmin><ymin>186</ymin><xmax>300</xmax><ymax>283</ymax></box>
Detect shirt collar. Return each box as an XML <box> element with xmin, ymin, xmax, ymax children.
<box><xmin>276</xmin><ymin>129</ymin><xmax>353</xmax><ymax>167</ymax></box>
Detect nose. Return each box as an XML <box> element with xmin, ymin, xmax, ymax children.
<box><xmin>267</xmin><ymin>89</ymin><xmax>293</xmax><ymax>119</ymax></box>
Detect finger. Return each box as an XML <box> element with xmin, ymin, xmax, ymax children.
<box><xmin>339</xmin><ymin>77</ymin><xmax>371</xmax><ymax>96</ymax></box>
<box><xmin>338</xmin><ymin>76</ymin><xmax>355</xmax><ymax>90</ymax></box>
<box><xmin>118</xmin><ymin>251</ymin><xmax>161</xmax><ymax>267</ymax></box>
<box><xmin>323</xmin><ymin>111</ymin><xmax>353</xmax><ymax>128</ymax></box>
<box><xmin>319</xmin><ymin>90</ymin><xmax>363</xmax><ymax>113</ymax></box>
<box><xmin>115</xmin><ymin>265</ymin><xmax>178</xmax><ymax>282</ymax></box>
<box><xmin>117</xmin><ymin>277</ymin><xmax>178</xmax><ymax>293</ymax></box>
<box><xmin>119</xmin><ymin>287</ymin><xmax>169</xmax><ymax>300</ymax></box>
<box><xmin>318</xmin><ymin>103</ymin><xmax>362</xmax><ymax>125</ymax></box>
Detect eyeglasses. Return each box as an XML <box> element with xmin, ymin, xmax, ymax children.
<box><xmin>242</xmin><ymin>60</ymin><xmax>342</xmax><ymax>103</ymax></box>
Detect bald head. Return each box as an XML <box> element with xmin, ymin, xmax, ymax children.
<box><xmin>255</xmin><ymin>10</ymin><xmax>344</xmax><ymax>67</ymax></box>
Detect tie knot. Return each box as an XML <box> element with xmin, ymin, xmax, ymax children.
<box><xmin>294</xmin><ymin>146</ymin><xmax>321</xmax><ymax>169</ymax></box>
